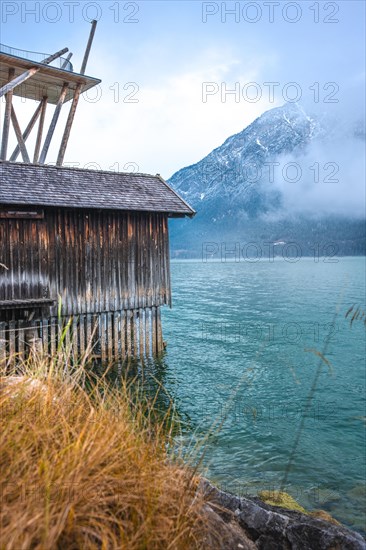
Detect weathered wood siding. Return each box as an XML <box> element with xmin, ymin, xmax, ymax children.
<box><xmin>0</xmin><ymin>207</ymin><xmax>171</xmax><ymax>316</ymax></box>
<box><xmin>0</xmin><ymin>207</ymin><xmax>170</xmax><ymax>363</ymax></box>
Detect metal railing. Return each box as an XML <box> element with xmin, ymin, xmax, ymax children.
<box><xmin>0</xmin><ymin>43</ymin><xmax>73</xmax><ymax>72</ymax></box>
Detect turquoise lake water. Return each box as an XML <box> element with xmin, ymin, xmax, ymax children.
<box><xmin>156</xmin><ymin>257</ymin><xmax>366</xmax><ymax>533</ymax></box>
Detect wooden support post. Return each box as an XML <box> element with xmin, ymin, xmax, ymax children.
<box><xmin>56</xmin><ymin>83</ymin><xmax>82</xmax><ymax>166</ymax></box>
<box><xmin>0</xmin><ymin>69</ymin><xmax>15</xmax><ymax>160</ymax></box>
<box><xmin>39</xmin><ymin>83</ymin><xmax>68</xmax><ymax>164</ymax></box>
<box><xmin>126</xmin><ymin>310</ymin><xmax>132</xmax><ymax>357</ymax></box>
<box><xmin>152</xmin><ymin>306</ymin><xmax>157</xmax><ymax>356</ymax></box>
<box><xmin>0</xmin><ymin>48</ymin><xmax>68</xmax><ymax>98</ymax></box>
<box><xmin>107</xmin><ymin>312</ymin><xmax>113</xmax><ymax>363</ymax></box>
<box><xmin>120</xmin><ymin>310</ymin><xmax>126</xmax><ymax>359</ymax></box>
<box><xmin>157</xmin><ymin>307</ymin><xmax>163</xmax><ymax>354</ymax></box>
<box><xmin>79</xmin><ymin>314</ymin><xmax>86</xmax><ymax>360</ymax></box>
<box><xmin>9</xmin><ymin>100</ymin><xmax>43</xmax><ymax>161</ymax></box>
<box><xmin>0</xmin><ymin>322</ymin><xmax>6</xmax><ymax>372</ymax></box>
<box><xmin>25</xmin><ymin>324</ymin><xmax>43</xmax><ymax>359</ymax></box>
<box><xmin>113</xmin><ymin>311</ymin><xmax>119</xmax><ymax>361</ymax></box>
<box><xmin>10</xmin><ymin>106</ymin><xmax>30</xmax><ymax>162</ymax></box>
<box><xmin>17</xmin><ymin>320</ymin><xmax>26</xmax><ymax>360</ymax></box>
<box><xmin>33</xmin><ymin>96</ymin><xmax>48</xmax><ymax>163</ymax></box>
<box><xmin>145</xmin><ymin>308</ymin><xmax>151</xmax><ymax>357</ymax></box>
<box><xmin>8</xmin><ymin>321</ymin><xmax>16</xmax><ymax>364</ymax></box>
<box><xmin>133</xmin><ymin>310</ymin><xmax>138</xmax><ymax>356</ymax></box>
<box><xmin>80</xmin><ymin>20</ymin><xmax>97</xmax><ymax>75</ymax></box>
<box><xmin>50</xmin><ymin>317</ymin><xmax>57</xmax><ymax>357</ymax></box>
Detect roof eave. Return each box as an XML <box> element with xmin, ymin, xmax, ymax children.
<box><xmin>155</xmin><ymin>174</ymin><xmax>196</xmax><ymax>218</ymax></box>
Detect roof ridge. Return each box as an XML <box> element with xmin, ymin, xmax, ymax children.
<box><xmin>0</xmin><ymin>160</ymin><xmax>160</xmax><ymax>179</ymax></box>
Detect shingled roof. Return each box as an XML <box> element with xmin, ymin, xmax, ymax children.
<box><xmin>0</xmin><ymin>162</ymin><xmax>195</xmax><ymax>217</ymax></box>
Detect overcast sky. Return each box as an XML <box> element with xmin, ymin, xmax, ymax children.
<box><xmin>1</xmin><ymin>0</ymin><xmax>365</xmax><ymax>178</ymax></box>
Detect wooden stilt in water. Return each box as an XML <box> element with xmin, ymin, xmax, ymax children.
<box><xmin>152</xmin><ymin>306</ymin><xmax>157</xmax><ymax>356</ymax></box>
<box><xmin>0</xmin><ymin>323</ymin><xmax>7</xmax><ymax>371</ymax></box>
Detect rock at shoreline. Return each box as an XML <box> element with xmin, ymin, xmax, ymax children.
<box><xmin>201</xmin><ymin>480</ymin><xmax>366</xmax><ymax>550</ymax></box>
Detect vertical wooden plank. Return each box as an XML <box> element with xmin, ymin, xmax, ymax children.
<box><xmin>64</xmin><ymin>317</ymin><xmax>71</xmax><ymax>356</ymax></box>
<box><xmin>112</xmin><ymin>215</ymin><xmax>119</xmax><ymax>313</ymax></box>
<box><xmin>132</xmin><ymin>310</ymin><xmax>138</xmax><ymax>357</ymax></box>
<box><xmin>41</xmin><ymin>319</ymin><xmax>48</xmax><ymax>356</ymax></box>
<box><xmin>107</xmin><ymin>311</ymin><xmax>113</xmax><ymax>364</ymax></box>
<box><xmin>104</xmin><ymin>212</ymin><xmax>110</xmax><ymax>313</ymax></box>
<box><xmin>17</xmin><ymin>320</ymin><xmax>25</xmax><ymax>360</ymax></box>
<box><xmin>100</xmin><ymin>313</ymin><xmax>106</xmax><ymax>364</ymax></box>
<box><xmin>126</xmin><ymin>310</ymin><xmax>132</xmax><ymax>358</ymax></box>
<box><xmin>164</xmin><ymin>215</ymin><xmax>172</xmax><ymax>307</ymax></box>
<box><xmin>122</xmin><ymin>310</ymin><xmax>127</xmax><ymax>360</ymax></box>
<box><xmin>96</xmin><ymin>212</ymin><xmax>102</xmax><ymax>314</ymax></box>
<box><xmin>145</xmin><ymin>307</ymin><xmax>151</xmax><ymax>357</ymax></box>
<box><xmin>139</xmin><ymin>308</ymin><xmax>144</xmax><ymax>357</ymax></box>
<box><xmin>113</xmin><ymin>311</ymin><xmax>119</xmax><ymax>362</ymax></box>
<box><xmin>84</xmin><ymin>212</ymin><xmax>92</xmax><ymax>315</ymax></box>
<box><xmin>79</xmin><ymin>314</ymin><xmax>86</xmax><ymax>360</ymax></box>
<box><xmin>151</xmin><ymin>306</ymin><xmax>157</xmax><ymax>356</ymax></box>
<box><xmin>78</xmin><ymin>211</ymin><xmax>85</xmax><ymax>315</ymax></box>
<box><xmin>8</xmin><ymin>321</ymin><xmax>16</xmax><ymax>364</ymax></box>
<box><xmin>86</xmin><ymin>313</ymin><xmax>92</xmax><ymax>355</ymax></box>
<box><xmin>0</xmin><ymin>322</ymin><xmax>7</xmax><ymax>370</ymax></box>
<box><xmin>50</xmin><ymin>317</ymin><xmax>57</xmax><ymax>357</ymax></box>
<box><xmin>72</xmin><ymin>316</ymin><xmax>78</xmax><ymax>364</ymax></box>
<box><xmin>136</xmin><ymin>214</ymin><xmax>141</xmax><ymax>310</ymax></box>
<box><xmin>157</xmin><ymin>307</ymin><xmax>163</xmax><ymax>354</ymax></box>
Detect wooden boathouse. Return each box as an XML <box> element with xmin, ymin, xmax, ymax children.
<box><xmin>0</xmin><ymin>23</ymin><xmax>195</xmax><ymax>364</ymax></box>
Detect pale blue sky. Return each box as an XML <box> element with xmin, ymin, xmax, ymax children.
<box><xmin>1</xmin><ymin>1</ymin><xmax>365</xmax><ymax>177</ymax></box>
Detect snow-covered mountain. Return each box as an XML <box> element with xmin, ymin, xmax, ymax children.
<box><xmin>168</xmin><ymin>103</ymin><xmax>365</xmax><ymax>257</ymax></box>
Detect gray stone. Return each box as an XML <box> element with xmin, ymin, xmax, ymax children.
<box><xmin>200</xmin><ymin>480</ymin><xmax>366</xmax><ymax>550</ymax></box>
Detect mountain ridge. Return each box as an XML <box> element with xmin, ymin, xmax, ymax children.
<box><xmin>168</xmin><ymin>103</ymin><xmax>365</xmax><ymax>258</ymax></box>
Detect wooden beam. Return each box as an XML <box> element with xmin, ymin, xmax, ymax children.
<box><xmin>10</xmin><ymin>106</ymin><xmax>30</xmax><ymax>162</ymax></box>
<box><xmin>0</xmin><ymin>48</ymin><xmax>68</xmax><ymax>98</ymax></box>
<box><xmin>9</xmin><ymin>100</ymin><xmax>43</xmax><ymax>161</ymax></box>
<box><xmin>33</xmin><ymin>97</ymin><xmax>48</xmax><ymax>163</ymax></box>
<box><xmin>56</xmin><ymin>21</ymin><xmax>98</xmax><ymax>167</ymax></box>
<box><xmin>39</xmin><ymin>84</ymin><xmax>68</xmax><ymax>164</ymax></box>
<box><xmin>80</xmin><ymin>20</ymin><xmax>97</xmax><ymax>75</ymax></box>
<box><xmin>56</xmin><ymin>83</ymin><xmax>82</xmax><ymax>166</ymax></box>
<box><xmin>0</xmin><ymin>68</ymin><xmax>15</xmax><ymax>160</ymax></box>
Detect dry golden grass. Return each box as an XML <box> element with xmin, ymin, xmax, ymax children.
<box><xmin>0</xmin><ymin>358</ymin><xmax>217</xmax><ymax>550</ymax></box>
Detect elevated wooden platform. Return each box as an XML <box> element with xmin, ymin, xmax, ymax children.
<box><xmin>0</xmin><ymin>51</ymin><xmax>100</xmax><ymax>104</ymax></box>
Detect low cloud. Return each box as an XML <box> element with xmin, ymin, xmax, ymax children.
<box><xmin>262</xmin><ymin>118</ymin><xmax>366</xmax><ymax>220</ymax></box>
